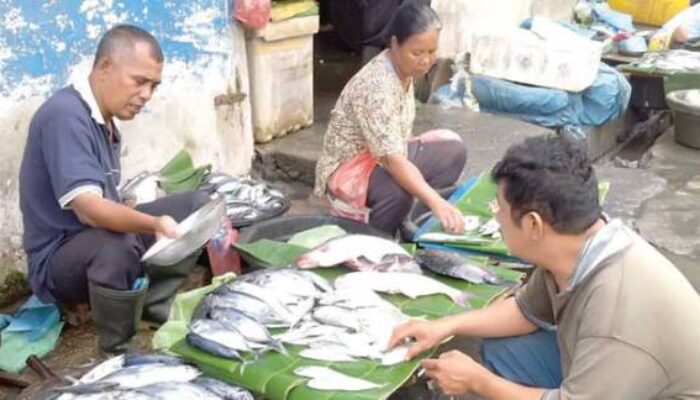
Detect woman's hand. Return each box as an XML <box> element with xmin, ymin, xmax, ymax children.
<box><xmin>429</xmin><ymin>197</ymin><xmax>465</xmax><ymax>234</ymax></box>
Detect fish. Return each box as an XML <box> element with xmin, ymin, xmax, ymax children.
<box><xmin>76</xmin><ymin>355</ymin><xmax>126</xmax><ymax>384</ymax></box>
<box><xmin>187</xmin><ymin>319</ymin><xmax>254</xmax><ymax>360</ymax></box>
<box><xmin>236</xmin><ymin>268</ymin><xmax>329</xmax><ymax>299</ymax></box>
<box><xmin>415</xmin><ymin>249</ymin><xmax>511</xmax><ymax>286</ymax></box>
<box><xmin>197</xmin><ymin>292</ymin><xmax>288</xmax><ymax>327</ymax></box>
<box><xmin>294</xmin><ymin>366</ymin><xmax>382</xmax><ymax>391</ymax></box>
<box><xmin>134</xmin><ymin>382</ymin><xmax>222</xmax><ymax>400</ymax></box>
<box><xmin>58</xmin><ymin>364</ymin><xmax>201</xmax><ymax>394</ymax></box>
<box><xmin>299</xmin><ymin>346</ymin><xmax>358</xmax><ymax>362</ymax></box>
<box><xmin>295</xmin><ymin>234</ymin><xmax>422</xmax><ymax>274</ymax></box>
<box><xmin>335</xmin><ymin>271</ymin><xmax>470</xmax><ymax>307</ymax></box>
<box><xmin>209</xmin><ymin>308</ymin><xmax>286</xmax><ymax>354</ymax></box>
<box><xmin>123</xmin><ymin>354</ymin><xmax>186</xmax><ymax>367</ymax></box>
<box><xmin>274</xmin><ymin>321</ymin><xmax>348</xmax><ymax>346</ymax></box>
<box><xmin>192</xmin><ymin>377</ymin><xmax>255</xmax><ymax>400</ymax></box>
<box><xmin>417</xmin><ymin>232</ymin><xmax>493</xmax><ymax>244</ymax></box>
<box><xmin>313</xmin><ymin>306</ymin><xmax>362</xmax><ymax>332</ymax></box>
<box><xmin>380</xmin><ymin>343</ymin><xmax>412</xmax><ymax>366</ymax></box>
<box><xmin>222</xmin><ymin>282</ymin><xmax>296</xmax><ymax>324</ymax></box>
<box><xmin>318</xmin><ymin>288</ymin><xmax>388</xmax><ymax>309</ymax></box>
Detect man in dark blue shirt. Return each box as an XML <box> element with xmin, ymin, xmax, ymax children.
<box><xmin>19</xmin><ymin>25</ymin><xmax>208</xmax><ymax>353</ymax></box>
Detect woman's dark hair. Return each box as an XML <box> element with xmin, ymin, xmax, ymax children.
<box><xmin>387</xmin><ymin>0</ymin><xmax>442</xmax><ymax>46</ymax></box>
<box><xmin>491</xmin><ymin>134</ymin><xmax>602</xmax><ymax>235</ymax></box>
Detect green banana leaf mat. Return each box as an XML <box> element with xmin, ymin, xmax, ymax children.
<box><xmin>169</xmin><ymin>243</ymin><xmax>523</xmax><ymax>400</ymax></box>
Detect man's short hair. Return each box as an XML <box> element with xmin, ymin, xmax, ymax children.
<box><xmin>93</xmin><ymin>24</ymin><xmax>163</xmax><ymax>67</ymax></box>
<box><xmin>491</xmin><ymin>134</ymin><xmax>602</xmax><ymax>235</ymax></box>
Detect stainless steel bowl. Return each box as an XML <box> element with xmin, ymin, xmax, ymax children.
<box><xmin>141</xmin><ymin>196</ymin><xmax>226</xmax><ymax>266</ymax></box>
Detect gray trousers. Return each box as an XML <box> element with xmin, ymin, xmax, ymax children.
<box><xmin>46</xmin><ymin>191</ymin><xmax>210</xmax><ymax>305</ymax></box>
<box><xmin>367</xmin><ymin>139</ymin><xmax>467</xmax><ymax>234</ymax></box>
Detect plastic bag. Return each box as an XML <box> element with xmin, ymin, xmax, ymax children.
<box><xmin>327</xmin><ymin>150</ymin><xmax>377</xmax><ymax>222</ymax></box>
<box><xmin>235</xmin><ymin>0</ymin><xmax>271</xmax><ymax>30</ymax></box>
<box><xmin>206</xmin><ymin>218</ymin><xmax>242</xmax><ymax>276</ymax></box>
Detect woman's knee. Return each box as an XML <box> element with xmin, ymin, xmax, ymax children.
<box><xmin>88</xmin><ymin>232</ymin><xmax>143</xmax><ymax>289</ymax></box>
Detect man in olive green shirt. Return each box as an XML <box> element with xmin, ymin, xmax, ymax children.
<box><xmin>390</xmin><ymin>135</ymin><xmax>700</xmax><ymax>399</ymax></box>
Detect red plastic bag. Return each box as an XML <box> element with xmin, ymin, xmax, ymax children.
<box><xmin>206</xmin><ymin>218</ymin><xmax>242</xmax><ymax>276</ymax></box>
<box><xmin>235</xmin><ymin>0</ymin><xmax>271</xmax><ymax>30</ymax></box>
<box><xmin>327</xmin><ymin>150</ymin><xmax>377</xmax><ymax>222</ymax></box>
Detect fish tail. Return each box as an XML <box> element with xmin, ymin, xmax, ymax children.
<box><xmin>271</xmin><ymin>339</ymin><xmax>289</xmax><ymax>356</ymax></box>
<box><xmin>452</xmin><ymin>292</ymin><xmax>472</xmax><ymax>309</ymax></box>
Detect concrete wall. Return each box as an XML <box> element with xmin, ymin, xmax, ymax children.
<box><xmin>433</xmin><ymin>0</ymin><xmax>577</xmax><ymax>58</ymax></box>
<box><xmin>0</xmin><ymin>0</ymin><xmax>254</xmax><ymax>279</ymax></box>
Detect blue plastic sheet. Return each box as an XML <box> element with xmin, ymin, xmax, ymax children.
<box><xmin>471</xmin><ymin>63</ymin><xmax>631</xmax><ymax>137</ymax></box>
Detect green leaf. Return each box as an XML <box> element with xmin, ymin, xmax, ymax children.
<box><xmin>287</xmin><ymin>225</ymin><xmax>347</xmax><ymax>249</ymax></box>
<box><xmin>234</xmin><ymin>239</ymin><xmax>309</xmax><ymax>267</ymax></box>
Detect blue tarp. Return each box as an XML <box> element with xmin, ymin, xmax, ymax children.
<box><xmin>471</xmin><ymin>63</ymin><xmax>631</xmax><ymax>137</ymax></box>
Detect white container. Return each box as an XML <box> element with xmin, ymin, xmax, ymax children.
<box><xmin>246</xmin><ymin>15</ymin><xmax>319</xmax><ymax>143</ymax></box>
<box><xmin>469</xmin><ymin>20</ymin><xmax>603</xmax><ymax>92</ymax></box>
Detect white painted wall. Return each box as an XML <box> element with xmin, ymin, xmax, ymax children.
<box><xmin>433</xmin><ymin>0</ymin><xmax>577</xmax><ymax>58</ymax></box>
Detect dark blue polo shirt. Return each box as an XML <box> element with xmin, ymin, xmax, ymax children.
<box><xmin>19</xmin><ymin>85</ymin><xmax>122</xmax><ymax>303</ymax></box>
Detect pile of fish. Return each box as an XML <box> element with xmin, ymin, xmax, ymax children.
<box><xmin>295</xmin><ymin>234</ymin><xmax>422</xmax><ymax>274</ymax></box>
<box><xmin>189</xmin><ymin>268</ymin><xmax>330</xmax><ymax>361</ymax></box>
<box><xmin>51</xmin><ymin>354</ymin><xmax>253</xmax><ymax>400</ymax></box>
<box><xmin>204</xmin><ymin>173</ymin><xmax>289</xmax><ymax>224</ymax></box>
<box><xmin>418</xmin><ymin>216</ymin><xmax>502</xmax><ymax>243</ymax></box>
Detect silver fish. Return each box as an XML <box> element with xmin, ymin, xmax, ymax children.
<box><xmin>294</xmin><ymin>366</ymin><xmax>382</xmax><ymax>391</ymax></box>
<box><xmin>415</xmin><ymin>249</ymin><xmax>510</xmax><ymax>286</ymax></box>
<box><xmin>335</xmin><ymin>271</ymin><xmax>470</xmax><ymax>307</ymax></box>
<box><xmin>135</xmin><ymin>382</ymin><xmax>222</xmax><ymax>400</ymax></box>
<box><xmin>236</xmin><ymin>268</ymin><xmax>327</xmax><ymax>299</ymax></box>
<box><xmin>313</xmin><ymin>306</ymin><xmax>362</xmax><ymax>332</ymax></box>
<box><xmin>188</xmin><ymin>319</ymin><xmax>254</xmax><ymax>360</ymax></box>
<box><xmin>209</xmin><ymin>308</ymin><xmax>286</xmax><ymax>354</ymax></box>
<box><xmin>295</xmin><ymin>234</ymin><xmax>422</xmax><ymax>274</ymax></box>
<box><xmin>223</xmin><ymin>282</ymin><xmax>296</xmax><ymax>324</ymax></box>
<box><xmin>201</xmin><ymin>292</ymin><xmax>288</xmax><ymax>327</ymax></box>
<box><xmin>193</xmin><ymin>377</ymin><xmax>255</xmax><ymax>400</ymax></box>
<box><xmin>59</xmin><ymin>364</ymin><xmax>201</xmax><ymax>393</ymax></box>
<box><xmin>299</xmin><ymin>346</ymin><xmax>358</xmax><ymax>362</ymax></box>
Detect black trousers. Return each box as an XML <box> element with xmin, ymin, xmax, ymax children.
<box><xmin>367</xmin><ymin>139</ymin><xmax>467</xmax><ymax>234</ymax></box>
<box><xmin>46</xmin><ymin>191</ymin><xmax>210</xmax><ymax>305</ymax></box>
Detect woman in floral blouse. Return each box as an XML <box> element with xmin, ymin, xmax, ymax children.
<box><xmin>315</xmin><ymin>1</ymin><xmax>467</xmax><ymax>234</ymax></box>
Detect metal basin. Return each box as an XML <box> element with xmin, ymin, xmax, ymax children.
<box><xmin>141</xmin><ymin>196</ymin><xmax>226</xmax><ymax>266</ymax></box>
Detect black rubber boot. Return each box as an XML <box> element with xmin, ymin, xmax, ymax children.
<box><xmin>142</xmin><ymin>251</ymin><xmax>200</xmax><ymax>324</ymax></box>
<box><xmin>88</xmin><ymin>281</ymin><xmax>147</xmax><ymax>354</ymax></box>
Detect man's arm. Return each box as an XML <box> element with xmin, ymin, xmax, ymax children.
<box><xmin>71</xmin><ymin>192</ymin><xmax>177</xmax><ymax>237</ymax></box>
<box><xmin>390</xmin><ymin>297</ymin><xmax>538</xmax><ymax>359</ymax></box>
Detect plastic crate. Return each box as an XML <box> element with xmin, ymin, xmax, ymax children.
<box><xmin>609</xmin><ymin>0</ymin><xmax>689</xmax><ymax>26</ymax></box>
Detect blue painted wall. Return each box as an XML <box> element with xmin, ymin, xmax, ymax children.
<box><xmin>0</xmin><ymin>0</ymin><xmax>233</xmax><ymax>97</ymax></box>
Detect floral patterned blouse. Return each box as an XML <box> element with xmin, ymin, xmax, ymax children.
<box><xmin>314</xmin><ymin>50</ymin><xmax>415</xmax><ymax>196</ymax></box>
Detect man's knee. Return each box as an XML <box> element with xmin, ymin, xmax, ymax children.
<box><xmin>88</xmin><ymin>231</ymin><xmax>143</xmax><ymax>288</ymax></box>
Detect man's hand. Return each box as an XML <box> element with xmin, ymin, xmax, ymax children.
<box><xmin>153</xmin><ymin>215</ymin><xmax>179</xmax><ymax>240</ymax></box>
<box><xmin>388</xmin><ymin>319</ymin><xmax>453</xmax><ymax>360</ymax></box>
<box><xmin>422</xmin><ymin>350</ymin><xmax>491</xmax><ymax>396</ymax></box>
<box><xmin>430</xmin><ymin>198</ymin><xmax>465</xmax><ymax>234</ymax></box>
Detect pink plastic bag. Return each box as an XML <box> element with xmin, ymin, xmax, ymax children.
<box><xmin>206</xmin><ymin>218</ymin><xmax>242</xmax><ymax>276</ymax></box>
<box><xmin>235</xmin><ymin>0</ymin><xmax>271</xmax><ymax>30</ymax></box>
<box><xmin>327</xmin><ymin>150</ymin><xmax>377</xmax><ymax>212</ymax></box>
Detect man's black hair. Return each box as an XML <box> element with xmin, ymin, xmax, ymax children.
<box><xmin>94</xmin><ymin>24</ymin><xmax>163</xmax><ymax>67</ymax></box>
<box><xmin>491</xmin><ymin>134</ymin><xmax>602</xmax><ymax>235</ymax></box>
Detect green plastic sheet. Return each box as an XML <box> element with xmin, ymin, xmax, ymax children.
<box><xmin>0</xmin><ymin>322</ymin><xmax>64</xmax><ymax>373</ymax></box>
<box><xmin>165</xmin><ymin>239</ymin><xmax>524</xmax><ymax>400</ymax></box>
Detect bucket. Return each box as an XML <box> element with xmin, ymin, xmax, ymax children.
<box><xmin>667</xmin><ymin>89</ymin><xmax>700</xmax><ymax>149</ymax></box>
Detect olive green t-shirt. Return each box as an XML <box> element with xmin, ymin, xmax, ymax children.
<box><xmin>516</xmin><ymin>221</ymin><xmax>700</xmax><ymax>399</ymax></box>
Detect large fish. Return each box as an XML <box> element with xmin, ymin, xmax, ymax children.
<box><xmin>415</xmin><ymin>249</ymin><xmax>511</xmax><ymax>286</ymax></box>
<box><xmin>295</xmin><ymin>234</ymin><xmax>422</xmax><ymax>274</ymax></box>
<box><xmin>210</xmin><ymin>308</ymin><xmax>286</xmax><ymax>354</ymax></box>
<box><xmin>187</xmin><ymin>319</ymin><xmax>254</xmax><ymax>361</ymax></box>
<box><xmin>192</xmin><ymin>377</ymin><xmax>255</xmax><ymax>400</ymax></box>
<box><xmin>294</xmin><ymin>366</ymin><xmax>382</xmax><ymax>391</ymax></box>
<box><xmin>134</xmin><ymin>382</ymin><xmax>222</xmax><ymax>400</ymax></box>
<box><xmin>236</xmin><ymin>268</ymin><xmax>330</xmax><ymax>299</ymax></box>
<box><xmin>335</xmin><ymin>271</ymin><xmax>470</xmax><ymax>307</ymax></box>
<box><xmin>57</xmin><ymin>363</ymin><xmax>201</xmax><ymax>394</ymax></box>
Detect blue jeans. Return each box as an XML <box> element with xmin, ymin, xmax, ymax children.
<box><xmin>480</xmin><ymin>329</ymin><xmax>563</xmax><ymax>389</ymax></box>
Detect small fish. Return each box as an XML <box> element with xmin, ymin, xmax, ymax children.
<box><xmin>203</xmin><ymin>292</ymin><xmax>288</xmax><ymax>327</ymax></box>
<box><xmin>335</xmin><ymin>271</ymin><xmax>470</xmax><ymax>307</ymax></box>
<box><xmin>236</xmin><ymin>268</ymin><xmax>328</xmax><ymax>299</ymax></box>
<box><xmin>318</xmin><ymin>288</ymin><xmax>387</xmax><ymax>309</ymax></box>
<box><xmin>187</xmin><ymin>319</ymin><xmax>254</xmax><ymax>360</ymax></box>
<box><xmin>415</xmin><ymin>249</ymin><xmax>510</xmax><ymax>286</ymax></box>
<box><xmin>58</xmin><ymin>364</ymin><xmax>201</xmax><ymax>393</ymax></box>
<box><xmin>381</xmin><ymin>343</ymin><xmax>412</xmax><ymax>366</ymax></box>
<box><xmin>134</xmin><ymin>382</ymin><xmax>222</xmax><ymax>400</ymax></box>
<box><xmin>193</xmin><ymin>377</ymin><xmax>255</xmax><ymax>400</ymax></box>
<box><xmin>417</xmin><ymin>232</ymin><xmax>493</xmax><ymax>244</ymax></box>
<box><xmin>478</xmin><ymin>218</ymin><xmax>501</xmax><ymax>237</ymax></box>
<box><xmin>299</xmin><ymin>346</ymin><xmax>358</xmax><ymax>362</ymax></box>
<box><xmin>313</xmin><ymin>306</ymin><xmax>362</xmax><ymax>332</ymax></box>
<box><xmin>294</xmin><ymin>366</ymin><xmax>382</xmax><ymax>391</ymax></box>
<box><xmin>123</xmin><ymin>354</ymin><xmax>186</xmax><ymax>367</ymax></box>
<box><xmin>223</xmin><ymin>282</ymin><xmax>296</xmax><ymax>324</ymax></box>
<box><xmin>296</xmin><ymin>234</ymin><xmax>422</xmax><ymax>274</ymax></box>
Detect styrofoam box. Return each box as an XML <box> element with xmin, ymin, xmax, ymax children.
<box><xmin>469</xmin><ymin>21</ymin><xmax>604</xmax><ymax>92</ymax></box>
<box><xmin>247</xmin><ymin>15</ymin><xmax>319</xmax><ymax>143</ymax></box>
